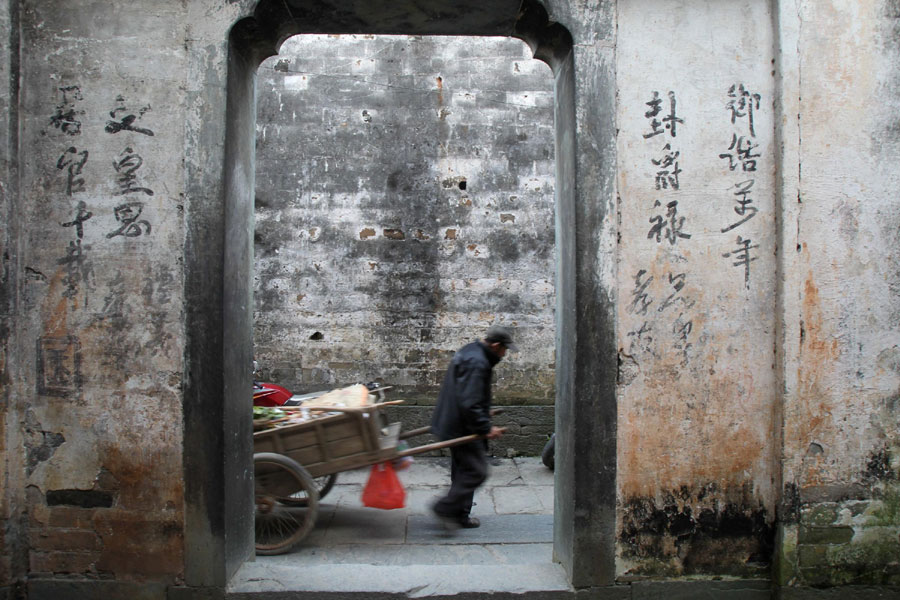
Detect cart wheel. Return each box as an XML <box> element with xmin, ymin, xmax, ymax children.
<box><xmin>282</xmin><ymin>473</ymin><xmax>337</xmax><ymax>506</ymax></box>
<box><xmin>254</xmin><ymin>452</ymin><xmax>319</xmax><ymax>555</ymax></box>
<box><xmin>315</xmin><ymin>473</ymin><xmax>337</xmax><ymax>500</ymax></box>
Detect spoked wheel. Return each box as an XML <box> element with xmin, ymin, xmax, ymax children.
<box><xmin>254</xmin><ymin>452</ymin><xmax>319</xmax><ymax>555</ymax></box>
<box><xmin>281</xmin><ymin>473</ymin><xmax>337</xmax><ymax>506</ymax></box>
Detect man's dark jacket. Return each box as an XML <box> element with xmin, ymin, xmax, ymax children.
<box><xmin>431</xmin><ymin>341</ymin><xmax>499</xmax><ymax>440</ymax></box>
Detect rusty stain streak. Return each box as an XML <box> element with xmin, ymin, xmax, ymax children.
<box><xmin>619</xmin><ymin>371</ymin><xmax>770</xmax><ymax>499</ymax></box>
<box><xmin>796</xmin><ymin>273</ymin><xmax>841</xmax><ymax>480</ymax></box>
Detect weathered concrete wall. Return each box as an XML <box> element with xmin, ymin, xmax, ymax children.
<box><xmin>11</xmin><ymin>0</ymin><xmax>189</xmax><ymax>586</ymax></box>
<box><xmin>774</xmin><ymin>0</ymin><xmax>900</xmax><ymax>587</ymax></box>
<box><xmin>1</xmin><ymin>0</ymin><xmax>20</xmax><ymax>592</ymax></box>
<box><xmin>615</xmin><ymin>0</ymin><xmax>778</xmax><ymax>577</ymax></box>
<box><xmin>252</xmin><ymin>34</ymin><xmax>557</xmax><ymax>455</ymax></box>
<box><xmin>612</xmin><ymin>0</ymin><xmax>900</xmax><ymax>585</ymax></box>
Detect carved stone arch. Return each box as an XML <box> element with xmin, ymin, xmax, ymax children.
<box><xmin>228</xmin><ymin>0</ymin><xmax>572</xmax><ymax>68</ymax></box>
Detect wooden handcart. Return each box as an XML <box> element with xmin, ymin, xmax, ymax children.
<box><xmin>252</xmin><ymin>396</ymin><xmax>494</xmax><ymax>555</ymax></box>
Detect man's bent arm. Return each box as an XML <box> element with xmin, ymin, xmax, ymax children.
<box><xmin>458</xmin><ymin>367</ymin><xmax>492</xmax><ymax>435</ymax></box>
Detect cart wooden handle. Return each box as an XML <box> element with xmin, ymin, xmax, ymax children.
<box><xmin>394</xmin><ymin>427</ymin><xmax>508</xmax><ymax>458</ymax></box>
<box><xmin>398</xmin><ymin>425</ymin><xmax>432</xmax><ymax>440</ymax></box>
<box><xmin>398</xmin><ymin>408</ymin><xmax>504</xmax><ymax>440</ymax></box>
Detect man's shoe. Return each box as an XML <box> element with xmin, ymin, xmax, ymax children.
<box><xmin>458</xmin><ymin>516</ymin><xmax>480</xmax><ymax>528</ymax></box>
<box><xmin>432</xmin><ymin>507</ymin><xmax>461</xmax><ymax>532</ymax></box>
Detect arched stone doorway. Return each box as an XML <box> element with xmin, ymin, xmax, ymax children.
<box><xmin>181</xmin><ymin>0</ymin><xmax>617</xmax><ymax>592</ymax></box>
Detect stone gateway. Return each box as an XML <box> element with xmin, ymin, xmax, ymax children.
<box><xmin>1</xmin><ymin>0</ymin><xmax>898</xmax><ymax>598</ymax></box>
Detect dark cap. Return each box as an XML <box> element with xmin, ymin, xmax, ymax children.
<box><xmin>484</xmin><ymin>325</ymin><xmax>518</xmax><ymax>352</ymax></box>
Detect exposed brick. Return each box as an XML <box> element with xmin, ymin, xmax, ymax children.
<box><xmin>48</xmin><ymin>506</ymin><xmax>97</xmax><ymax>529</ymax></box>
<box><xmin>801</xmin><ymin>503</ymin><xmax>840</xmax><ymax>527</ymax></box>
<box><xmin>797</xmin><ymin>544</ymin><xmax>830</xmax><ymax>567</ymax></box>
<box><xmin>29</xmin><ymin>551</ymin><xmax>99</xmax><ymax>575</ymax></box>
<box><xmin>29</xmin><ymin>528</ymin><xmax>101</xmax><ymax>552</ymax></box>
<box><xmin>798</xmin><ymin>525</ymin><xmax>854</xmax><ymax>545</ymax></box>
<box><xmin>29</xmin><ymin>502</ymin><xmax>50</xmax><ymax>527</ymax></box>
<box><xmin>797</xmin><ymin>566</ymin><xmax>834</xmax><ymax>587</ymax></box>
<box><xmin>93</xmin><ymin>514</ymin><xmax>183</xmax><ymax>577</ymax></box>
<box><xmin>846</xmin><ymin>500</ymin><xmax>872</xmax><ymax>517</ymax></box>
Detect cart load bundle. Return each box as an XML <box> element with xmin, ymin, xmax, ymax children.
<box><xmin>252</xmin><ymin>383</ymin><xmax>381</xmax><ymax>431</ymax></box>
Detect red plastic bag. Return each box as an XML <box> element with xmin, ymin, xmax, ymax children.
<box><xmin>362</xmin><ymin>462</ymin><xmax>406</xmax><ymax>510</ymax></box>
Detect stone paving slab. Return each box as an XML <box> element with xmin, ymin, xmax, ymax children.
<box><xmin>394</xmin><ymin>458</ymin><xmax>451</xmax><ymax>486</ymax></box>
<box><xmin>514</xmin><ymin>456</ymin><xmax>555</xmax><ymax>486</ymax></box>
<box><xmin>487</xmin><ymin>457</ymin><xmax>525</xmax><ymax>486</ymax></box>
<box><xmin>228</xmin><ymin>562</ymin><xmax>572</xmax><ymax>596</ymax></box>
<box><xmin>333</xmin><ymin>467</ymin><xmax>372</xmax><ymax>486</ymax></box>
<box><xmin>491</xmin><ymin>485</ymin><xmax>546</xmax><ymax>514</ymax></box>
<box><xmin>263</xmin><ymin>542</ymin><xmax>554</xmax><ymax>566</ymax></box>
<box><xmin>324</xmin><ymin>482</ymin><xmax>499</xmax><ymax>516</ymax></box>
<box><xmin>321</xmin><ymin>505</ymin><xmax>409</xmax><ymax>546</ymax></box>
<box><xmin>235</xmin><ymin>458</ymin><xmax>562</xmax><ymax>598</ymax></box>
<box><xmin>406</xmin><ymin>513</ymin><xmax>553</xmax><ymax>545</ymax></box>
<box><xmin>327</xmin><ymin>457</ymin><xmax>554</xmax><ymax>492</ymax></box>
<box><xmin>404</xmin><ymin>487</ymin><xmax>444</xmax><ymax>515</ymax></box>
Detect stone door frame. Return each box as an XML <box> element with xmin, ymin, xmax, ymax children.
<box><xmin>181</xmin><ymin>0</ymin><xmax>618</xmax><ymax>591</ymax></box>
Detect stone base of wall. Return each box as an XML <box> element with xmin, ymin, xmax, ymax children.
<box><xmin>0</xmin><ymin>584</ymin><xmax>20</xmax><ymax>600</ymax></box>
<box><xmin>18</xmin><ymin>576</ymin><xmax>900</xmax><ymax>599</ymax></box>
<box><xmin>778</xmin><ymin>585</ymin><xmax>900</xmax><ymax>599</ymax></box>
<box><xmin>777</xmin><ymin>484</ymin><xmax>900</xmax><ymax>589</ymax></box>
<box><xmin>381</xmin><ymin>405</ymin><xmax>555</xmax><ymax>457</ymax></box>
<box><xmin>168</xmin><ymin>585</ymin><xmax>225</xmax><ymax>600</ymax></box>
<box><xmin>627</xmin><ymin>579</ymin><xmax>771</xmax><ymax>599</ymax></box>
<box><xmin>27</xmin><ymin>579</ymin><xmax>168</xmax><ymax>600</ymax></box>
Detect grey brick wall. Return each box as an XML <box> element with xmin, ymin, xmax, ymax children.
<box><xmin>253</xmin><ymin>35</ymin><xmax>557</xmax><ymax>453</ymax></box>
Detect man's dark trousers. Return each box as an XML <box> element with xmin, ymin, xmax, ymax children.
<box><xmin>433</xmin><ymin>440</ymin><xmax>487</xmax><ymax>519</ymax></box>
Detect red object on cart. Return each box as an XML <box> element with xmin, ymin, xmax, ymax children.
<box><xmin>253</xmin><ymin>382</ymin><xmax>294</xmax><ymax>407</ymax></box>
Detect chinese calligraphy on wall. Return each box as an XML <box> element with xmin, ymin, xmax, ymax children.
<box><xmin>719</xmin><ymin>83</ymin><xmax>762</xmax><ymax>289</ymax></box>
<box><xmin>50</xmin><ymin>87</ymin><xmax>156</xmax><ymax>304</ymax></box>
